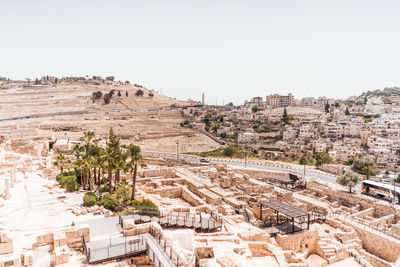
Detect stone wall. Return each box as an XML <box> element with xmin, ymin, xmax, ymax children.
<box><xmin>0</xmin><ymin>253</ymin><xmax>20</xmax><ymax>267</ymax></box>
<box><xmin>154</xmin><ymin>187</ymin><xmax>182</xmax><ymax>198</ymax></box>
<box><xmin>253</xmin><ymin>206</ymin><xmax>275</xmax><ymax>220</ymax></box>
<box><xmin>123</xmin><ymin>222</ymin><xmax>153</xmax><ymax>237</ymax></box>
<box><xmin>320</xmin><ymin>164</ymin><xmax>350</xmax><ymax>175</ymax></box>
<box><xmin>196</xmin><ymin>188</ymin><xmax>222</xmax><ymax>205</ymax></box>
<box><xmin>353</xmin><ymin>224</ymin><xmax>400</xmax><ymax>262</ymax></box>
<box><xmin>181</xmin><ymin>187</ymin><xmax>206</xmax><ymax>206</ymax></box>
<box><xmin>0</xmin><ymin>233</ymin><xmax>13</xmax><ymax>255</ymax></box>
<box><xmin>359</xmin><ymin>249</ymin><xmax>393</xmax><ymax>267</ymax></box>
<box><xmin>235</xmin><ymin>169</ymin><xmax>291</xmax><ymax>182</ymax></box>
<box><xmin>307</xmin><ymin>182</ymin><xmax>400</xmax><ymax>220</ymax></box>
<box><xmin>139</xmin><ymin>168</ymin><xmax>176</xmax><ymax>178</ymax></box>
<box><xmin>35</xmin><ymin>225</ymin><xmax>89</xmax><ymax>251</ymax></box>
<box><xmin>276</xmin><ymin>230</ymin><xmax>319</xmax><ymax>253</ymax></box>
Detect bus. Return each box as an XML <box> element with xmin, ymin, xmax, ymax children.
<box><xmin>361</xmin><ymin>180</ymin><xmax>400</xmax><ymax>203</ymax></box>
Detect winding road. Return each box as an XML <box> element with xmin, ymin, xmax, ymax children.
<box><xmin>142</xmin><ymin>152</ymin><xmax>361</xmax><ymax>190</ymax></box>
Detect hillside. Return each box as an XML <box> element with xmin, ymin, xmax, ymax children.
<box><xmin>360</xmin><ymin>87</ymin><xmax>400</xmax><ymax>98</ymax></box>
<box><xmin>0</xmin><ymin>81</ymin><xmax>219</xmax><ymax>153</ymax></box>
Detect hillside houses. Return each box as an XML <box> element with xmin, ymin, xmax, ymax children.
<box><xmin>180</xmin><ymin>92</ymin><xmax>400</xmax><ymax>171</ymax></box>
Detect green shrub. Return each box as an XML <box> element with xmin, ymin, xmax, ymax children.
<box><xmin>104</xmin><ymin>94</ymin><xmax>110</xmax><ymax>104</ymax></box>
<box><xmin>123</xmin><ymin>210</ymin><xmax>137</xmax><ymax>215</ymax></box>
<box><xmin>56</xmin><ymin>171</ymin><xmax>75</xmax><ymax>183</ymax></box>
<box><xmin>132</xmin><ymin>199</ymin><xmax>160</xmax><ymax>216</ymax></box>
<box><xmin>92</xmin><ymin>91</ymin><xmax>102</xmax><ymax>100</ymax></box>
<box><xmin>135</xmin><ymin>89</ymin><xmax>144</xmax><ymax>96</ymax></box>
<box><xmin>223</xmin><ymin>147</ymin><xmax>235</xmax><ymax>157</ymax></box>
<box><xmin>83</xmin><ymin>192</ymin><xmax>97</xmax><ymax>207</ymax></box>
<box><xmin>56</xmin><ymin>174</ymin><xmax>63</xmax><ymax>183</ymax></box>
<box><xmin>99</xmin><ymin>185</ymin><xmax>109</xmax><ymax>193</ymax></box>
<box><xmin>101</xmin><ymin>177</ymin><xmax>108</xmax><ymax>184</ymax></box>
<box><xmin>115</xmin><ymin>181</ymin><xmax>131</xmax><ymax>206</ymax></box>
<box><xmin>59</xmin><ymin>175</ymin><xmax>80</xmax><ymax>192</ymax></box>
<box><xmin>56</xmin><ymin>171</ymin><xmax>80</xmax><ymax>192</ymax></box>
<box><xmin>101</xmin><ymin>193</ymin><xmax>119</xmax><ymax>212</ymax></box>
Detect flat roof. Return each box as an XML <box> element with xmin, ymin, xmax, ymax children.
<box><xmin>261</xmin><ymin>200</ymin><xmax>309</xmax><ymax>218</ymax></box>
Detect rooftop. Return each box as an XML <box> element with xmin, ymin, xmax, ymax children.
<box><xmin>261</xmin><ymin>199</ymin><xmax>309</xmax><ymax>218</ymax></box>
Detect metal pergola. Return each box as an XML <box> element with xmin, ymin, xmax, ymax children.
<box><xmin>265</xmin><ymin>173</ymin><xmax>299</xmax><ymax>189</ymax></box>
<box><xmin>260</xmin><ymin>200</ymin><xmax>310</xmax><ymax>234</ymax></box>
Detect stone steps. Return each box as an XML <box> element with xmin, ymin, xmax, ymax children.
<box><xmin>321</xmin><ymin>247</ymin><xmax>335</xmax><ymax>253</ymax></box>
<box><xmin>288</xmin><ymin>263</ymin><xmax>308</xmax><ymax>267</ymax></box>
<box><xmin>318</xmin><ymin>240</ymin><xmax>337</xmax><ymax>258</ymax></box>
<box><xmin>344</xmin><ymin>241</ymin><xmax>362</xmax><ymax>250</ymax></box>
<box><xmin>324</xmin><ymin>252</ymin><xmax>336</xmax><ymax>258</ymax></box>
<box><xmin>343</xmin><ymin>237</ymin><xmax>362</xmax><ymax>245</ymax></box>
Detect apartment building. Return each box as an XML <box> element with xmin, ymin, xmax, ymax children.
<box><xmin>375</xmin><ymin>152</ymin><xmax>399</xmax><ymax>170</ymax></box>
<box><xmin>343</xmin><ymin>124</ymin><xmax>361</xmax><ymax>137</ymax></box>
<box><xmin>283</xmin><ymin>129</ymin><xmax>298</xmax><ymax>142</ymax></box>
<box><xmin>266</xmin><ymin>93</ymin><xmax>294</xmax><ymax>108</ymax></box>
<box><xmin>238</xmin><ymin>132</ymin><xmax>259</xmax><ymax>143</ymax></box>
<box><xmin>323</xmin><ymin>123</ymin><xmax>343</xmax><ymax>139</ymax></box>
<box><xmin>367</xmin><ymin>136</ymin><xmax>394</xmax><ymax>151</ymax></box>
<box><xmin>312</xmin><ymin>141</ymin><xmax>327</xmax><ymax>153</ymax></box>
<box><xmin>299</xmin><ymin>125</ymin><xmax>317</xmax><ymax>140</ymax></box>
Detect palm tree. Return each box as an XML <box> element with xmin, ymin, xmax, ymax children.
<box><xmin>70</xmin><ymin>143</ymin><xmax>85</xmax><ymax>186</ymax></box>
<box><xmin>53</xmin><ymin>153</ymin><xmax>70</xmax><ymax>174</ymax></box>
<box><xmin>97</xmin><ymin>147</ymin><xmax>106</xmax><ymax>186</ymax></box>
<box><xmin>127</xmin><ymin>144</ymin><xmax>145</xmax><ymax>200</ymax></box>
<box><xmin>73</xmin><ymin>157</ymin><xmax>84</xmax><ymax>187</ymax></box>
<box><xmin>103</xmin><ymin>146</ymin><xmax>115</xmax><ymax>194</ymax></box>
<box><xmin>80</xmin><ymin>131</ymin><xmax>95</xmax><ymax>156</ymax></box>
<box><xmin>79</xmin><ymin>131</ymin><xmax>96</xmax><ymax>189</ymax></box>
<box><xmin>114</xmin><ymin>152</ymin><xmax>126</xmax><ymax>184</ymax></box>
<box><xmin>89</xmin><ymin>140</ymin><xmax>103</xmax><ymax>186</ymax></box>
<box><xmin>102</xmin><ymin>127</ymin><xmax>122</xmax><ymax>193</ymax></box>
<box><xmin>81</xmin><ymin>155</ymin><xmax>92</xmax><ymax>190</ymax></box>
<box><xmin>71</xmin><ymin>143</ymin><xmax>84</xmax><ymax>160</ymax></box>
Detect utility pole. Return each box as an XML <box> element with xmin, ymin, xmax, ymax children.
<box><xmin>176</xmin><ymin>140</ymin><xmax>180</xmax><ymax>159</ymax></box>
<box><xmin>304</xmin><ymin>164</ymin><xmax>306</xmax><ymax>189</ymax></box>
<box><xmin>244</xmin><ymin>144</ymin><xmax>248</xmax><ymax>168</ymax></box>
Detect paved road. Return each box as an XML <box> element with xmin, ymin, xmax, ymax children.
<box><xmin>144</xmin><ymin>152</ymin><xmax>362</xmax><ymax>192</ymax></box>
<box><xmin>145</xmin><ymin>152</ymin><xmax>341</xmax><ymax>183</ymax></box>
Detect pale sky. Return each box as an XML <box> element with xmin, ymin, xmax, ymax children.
<box><xmin>1</xmin><ymin>0</ymin><xmax>400</xmax><ymax>105</ymax></box>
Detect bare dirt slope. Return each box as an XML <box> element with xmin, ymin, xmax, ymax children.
<box><xmin>0</xmin><ymin>82</ymin><xmax>218</xmax><ymax>152</ymax></box>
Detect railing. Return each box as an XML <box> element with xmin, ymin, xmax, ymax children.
<box><xmin>348</xmin><ymin>249</ymin><xmax>374</xmax><ymax>267</ymax></box>
<box><xmin>118</xmin><ymin>214</ymin><xmax>123</xmax><ymax>226</ymax></box>
<box><xmin>328</xmin><ymin>212</ymin><xmax>400</xmax><ymax>241</ymax></box>
<box><xmin>86</xmin><ymin>235</ymin><xmax>147</xmax><ymax>264</ymax></box>
<box><xmin>309</xmin><ymin>211</ymin><xmax>327</xmax><ymax>222</ymax></box>
<box><xmin>262</xmin><ymin>222</ymin><xmax>300</xmax><ymax>235</ymax></box>
<box><xmin>149</xmin><ymin>224</ymin><xmax>193</xmax><ymax>267</ymax></box>
<box><xmin>238</xmin><ymin>208</ymin><xmax>250</xmax><ymax>222</ymax></box>
<box><xmin>120</xmin><ymin>210</ymin><xmax>222</xmax><ymax>231</ymax></box>
<box><xmin>142</xmin><ymin>151</ymin><xmax>337</xmax><ymax>177</ymax></box>
<box><xmin>84</xmin><ymin>213</ymin><xmax>210</xmax><ymax>266</ymax></box>
<box><xmin>82</xmin><ymin>235</ymin><xmax>89</xmax><ymax>261</ymax></box>
<box><xmin>85</xmin><ymin>226</ymin><xmax>192</xmax><ymax>266</ymax></box>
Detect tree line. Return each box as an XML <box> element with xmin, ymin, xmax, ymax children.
<box><xmin>54</xmin><ymin>128</ymin><xmax>145</xmax><ymax>201</ymax></box>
